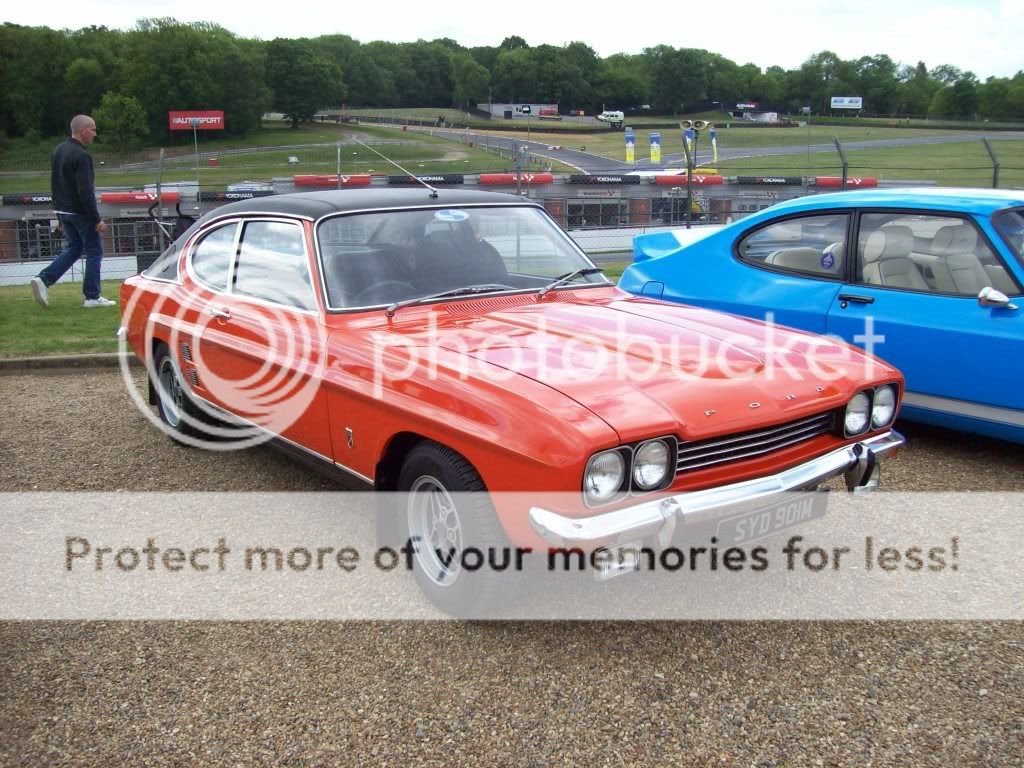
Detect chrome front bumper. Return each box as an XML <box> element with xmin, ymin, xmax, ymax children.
<box><xmin>528</xmin><ymin>430</ymin><xmax>905</xmax><ymax>548</ymax></box>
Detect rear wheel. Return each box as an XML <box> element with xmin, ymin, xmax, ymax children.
<box><xmin>151</xmin><ymin>342</ymin><xmax>215</xmax><ymax>443</ymax></box>
<box><xmin>397</xmin><ymin>441</ymin><xmax>515</xmax><ymax>615</ymax></box>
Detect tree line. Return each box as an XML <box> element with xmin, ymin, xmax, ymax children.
<box><xmin>2</xmin><ymin>19</ymin><xmax>1022</xmax><ymax>147</ymax></box>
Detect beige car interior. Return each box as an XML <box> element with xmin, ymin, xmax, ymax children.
<box><xmin>863</xmin><ymin>221</ymin><xmax>1018</xmax><ymax>296</ymax></box>
<box><xmin>765</xmin><ymin>242</ymin><xmax>844</xmax><ymax>275</ymax></box>
<box><xmin>861</xmin><ymin>226</ymin><xmax>931</xmax><ymax>290</ymax></box>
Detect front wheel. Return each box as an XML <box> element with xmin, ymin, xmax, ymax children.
<box><xmin>397</xmin><ymin>441</ymin><xmax>516</xmax><ymax>615</ymax></box>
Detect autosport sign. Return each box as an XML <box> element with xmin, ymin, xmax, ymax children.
<box><xmin>169</xmin><ymin>111</ymin><xmax>225</xmax><ymax>131</ymax></box>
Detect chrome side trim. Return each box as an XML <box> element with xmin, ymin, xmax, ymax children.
<box><xmin>186</xmin><ymin>390</ymin><xmax>374</xmax><ymax>484</ymax></box>
<box><xmin>529</xmin><ymin>431</ymin><xmax>905</xmax><ymax>548</ymax></box>
<box><xmin>903</xmin><ymin>392</ymin><xmax>1024</xmax><ymax>427</ymax></box>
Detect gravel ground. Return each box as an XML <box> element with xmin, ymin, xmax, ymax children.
<box><xmin>1</xmin><ymin>368</ymin><xmax>1022</xmax><ymax>766</ymax></box>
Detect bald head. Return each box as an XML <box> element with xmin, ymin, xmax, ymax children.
<box><xmin>70</xmin><ymin>115</ymin><xmax>97</xmax><ymax>145</ymax></box>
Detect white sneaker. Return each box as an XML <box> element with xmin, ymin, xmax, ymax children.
<box><xmin>83</xmin><ymin>296</ymin><xmax>116</xmax><ymax>308</ymax></box>
<box><xmin>31</xmin><ymin>277</ymin><xmax>49</xmax><ymax>308</ymax></box>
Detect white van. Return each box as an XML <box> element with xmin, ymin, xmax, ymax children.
<box><xmin>596</xmin><ymin>110</ymin><xmax>624</xmax><ymax>128</ymax></box>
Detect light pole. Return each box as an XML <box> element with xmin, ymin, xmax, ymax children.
<box><xmin>190</xmin><ymin>118</ymin><xmax>201</xmax><ymax>192</ymax></box>
<box><xmin>679</xmin><ymin>119</ymin><xmax>711</xmax><ymax>229</ymax></box>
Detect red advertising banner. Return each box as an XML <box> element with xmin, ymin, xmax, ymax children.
<box><xmin>169</xmin><ymin>111</ymin><xmax>225</xmax><ymax>131</ymax></box>
<box><xmin>100</xmin><ymin>191</ymin><xmax>181</xmax><ymax>204</ymax></box>
<box><xmin>654</xmin><ymin>174</ymin><xmax>725</xmax><ymax>186</ymax></box>
<box><xmin>815</xmin><ymin>176</ymin><xmax>878</xmax><ymax>188</ymax></box>
<box><xmin>293</xmin><ymin>175</ymin><xmax>372</xmax><ymax>188</ymax></box>
<box><xmin>477</xmin><ymin>173</ymin><xmax>554</xmax><ymax>186</ymax></box>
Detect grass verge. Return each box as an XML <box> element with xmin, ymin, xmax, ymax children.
<box><xmin>0</xmin><ymin>280</ymin><xmax>124</xmax><ymax>357</ymax></box>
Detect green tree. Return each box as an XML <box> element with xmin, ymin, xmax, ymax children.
<box><xmin>452</xmin><ymin>54</ymin><xmax>490</xmax><ymax>108</ymax></box>
<box><xmin>266</xmin><ymin>38</ymin><xmax>346</xmax><ymax>127</ymax></box>
<box><xmin>93</xmin><ymin>91</ymin><xmax>148</xmax><ymax>147</ymax></box>
<box><xmin>494</xmin><ymin>47</ymin><xmax>536</xmax><ymax>102</ymax></box>
<box><xmin>896</xmin><ymin>62</ymin><xmax>938</xmax><ymax>116</ymax></box>
<box><xmin>65</xmin><ymin>58</ymin><xmax>107</xmax><ymax>117</ymax></box>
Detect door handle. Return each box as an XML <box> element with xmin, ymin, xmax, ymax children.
<box><xmin>838</xmin><ymin>294</ymin><xmax>874</xmax><ymax>305</ymax></box>
<box><xmin>207</xmin><ymin>306</ymin><xmax>231</xmax><ymax>320</ymax></box>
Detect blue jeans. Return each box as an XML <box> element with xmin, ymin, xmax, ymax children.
<box><xmin>38</xmin><ymin>213</ymin><xmax>103</xmax><ymax>300</ymax></box>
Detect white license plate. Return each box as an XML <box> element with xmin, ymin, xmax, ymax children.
<box><xmin>715</xmin><ymin>493</ymin><xmax>829</xmax><ymax>546</ymax></box>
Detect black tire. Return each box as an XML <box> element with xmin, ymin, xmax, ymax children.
<box><xmin>397</xmin><ymin>441</ymin><xmax>517</xmax><ymax>616</ymax></box>
<box><xmin>151</xmin><ymin>342</ymin><xmax>215</xmax><ymax>443</ymax></box>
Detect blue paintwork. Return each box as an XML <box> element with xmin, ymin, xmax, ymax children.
<box><xmin>622</xmin><ymin>188</ymin><xmax>1024</xmax><ymax>443</ymax></box>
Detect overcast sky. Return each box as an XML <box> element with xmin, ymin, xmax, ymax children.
<box><xmin>5</xmin><ymin>0</ymin><xmax>1023</xmax><ymax>79</ymax></box>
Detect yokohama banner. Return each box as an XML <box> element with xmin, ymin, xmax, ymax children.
<box><xmin>387</xmin><ymin>174</ymin><xmax>465</xmax><ymax>185</ymax></box>
<box><xmin>169</xmin><ymin>111</ymin><xmax>225</xmax><ymax>131</ymax></box>
<box><xmin>568</xmin><ymin>174</ymin><xmax>640</xmax><ymax>185</ymax></box>
<box><xmin>199</xmin><ymin>191</ymin><xmax>276</xmax><ymax>201</ymax></box>
<box><xmin>1</xmin><ymin>193</ymin><xmax>53</xmax><ymax>206</ymax></box>
<box><xmin>736</xmin><ymin>176</ymin><xmax>804</xmax><ymax>186</ymax></box>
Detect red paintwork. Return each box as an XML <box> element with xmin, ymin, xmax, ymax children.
<box><xmin>121</xmin><ymin>217</ymin><xmax>903</xmax><ymax>548</ymax></box>
<box><xmin>101</xmin><ymin>191</ymin><xmax>181</xmax><ymax>203</ymax></box>
<box><xmin>815</xmin><ymin>177</ymin><xmax>879</xmax><ymax>188</ymax></box>
<box><xmin>293</xmin><ymin>174</ymin><xmax>373</xmax><ymax>187</ymax></box>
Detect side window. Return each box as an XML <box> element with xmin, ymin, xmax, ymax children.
<box><xmin>190</xmin><ymin>223</ymin><xmax>238</xmax><ymax>291</ymax></box>
<box><xmin>143</xmin><ymin>242</ymin><xmax>180</xmax><ymax>282</ymax></box>
<box><xmin>737</xmin><ymin>214</ymin><xmax>848</xmax><ymax>278</ymax></box>
<box><xmin>233</xmin><ymin>221</ymin><xmax>316</xmax><ymax>310</ymax></box>
<box><xmin>857</xmin><ymin>214</ymin><xmax>1009</xmax><ymax>296</ymax></box>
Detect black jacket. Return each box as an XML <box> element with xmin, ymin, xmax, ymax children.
<box><xmin>51</xmin><ymin>138</ymin><xmax>101</xmax><ymax>223</ymax></box>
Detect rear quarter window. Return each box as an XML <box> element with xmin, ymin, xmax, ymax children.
<box><xmin>736</xmin><ymin>214</ymin><xmax>848</xmax><ymax>279</ymax></box>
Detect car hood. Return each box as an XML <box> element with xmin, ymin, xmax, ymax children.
<box><xmin>371</xmin><ymin>289</ymin><xmax>888</xmax><ymax>442</ymax></box>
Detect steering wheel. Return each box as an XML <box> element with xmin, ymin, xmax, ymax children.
<box><xmin>355</xmin><ymin>280</ymin><xmax>417</xmax><ymax>305</ymax></box>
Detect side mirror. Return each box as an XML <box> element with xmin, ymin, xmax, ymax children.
<box><xmin>978</xmin><ymin>286</ymin><xmax>1018</xmax><ymax>310</ymax></box>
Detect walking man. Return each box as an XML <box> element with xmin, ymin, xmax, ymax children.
<box><xmin>31</xmin><ymin>114</ymin><xmax>114</xmax><ymax>308</ymax></box>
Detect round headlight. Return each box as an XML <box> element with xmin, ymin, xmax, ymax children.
<box><xmin>633</xmin><ymin>440</ymin><xmax>670</xmax><ymax>490</ymax></box>
<box><xmin>845</xmin><ymin>391</ymin><xmax>871</xmax><ymax>435</ymax></box>
<box><xmin>584</xmin><ymin>450</ymin><xmax>625</xmax><ymax>504</ymax></box>
<box><xmin>872</xmin><ymin>385</ymin><xmax>897</xmax><ymax>428</ymax></box>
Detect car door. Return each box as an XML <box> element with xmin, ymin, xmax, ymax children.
<box><xmin>197</xmin><ymin>218</ymin><xmax>334</xmax><ymax>458</ymax></box>
<box><xmin>825</xmin><ymin>211</ymin><xmax>1024</xmax><ymax>435</ymax></box>
<box><xmin>725</xmin><ymin>212</ymin><xmax>851</xmax><ymax>333</ymax></box>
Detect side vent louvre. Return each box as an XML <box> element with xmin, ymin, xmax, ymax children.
<box><xmin>188</xmin><ymin>369</ymin><xmax>199</xmax><ymax>387</ymax></box>
<box><xmin>180</xmin><ymin>342</ymin><xmax>192</xmax><ymax>362</ymax></box>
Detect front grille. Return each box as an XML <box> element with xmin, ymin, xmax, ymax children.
<box><xmin>676</xmin><ymin>411</ymin><xmax>836</xmax><ymax>473</ymax></box>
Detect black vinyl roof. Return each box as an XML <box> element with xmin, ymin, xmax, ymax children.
<box><xmin>198</xmin><ymin>188</ymin><xmax>535</xmax><ymax>223</ymax></box>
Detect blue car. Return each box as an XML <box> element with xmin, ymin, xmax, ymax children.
<box><xmin>623</xmin><ymin>188</ymin><xmax>1024</xmax><ymax>444</ymax></box>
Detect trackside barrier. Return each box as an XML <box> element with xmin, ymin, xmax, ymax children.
<box><xmin>99</xmin><ymin>191</ymin><xmax>181</xmax><ymax>204</ymax></box>
<box><xmin>293</xmin><ymin>175</ymin><xmax>372</xmax><ymax>187</ymax></box>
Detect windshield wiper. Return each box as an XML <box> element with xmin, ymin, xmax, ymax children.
<box><xmin>385</xmin><ymin>284</ymin><xmax>515</xmax><ymax>317</ymax></box>
<box><xmin>537</xmin><ymin>267</ymin><xmax>609</xmax><ymax>299</ymax></box>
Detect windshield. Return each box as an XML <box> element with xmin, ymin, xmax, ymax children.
<box><xmin>993</xmin><ymin>208</ymin><xmax>1024</xmax><ymax>271</ymax></box>
<box><xmin>316</xmin><ymin>205</ymin><xmax>603</xmax><ymax>309</ymax></box>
